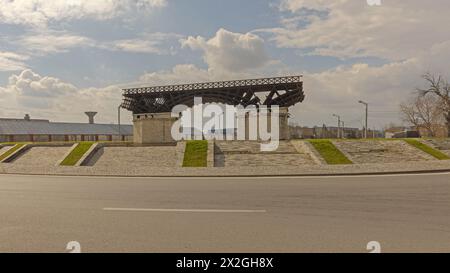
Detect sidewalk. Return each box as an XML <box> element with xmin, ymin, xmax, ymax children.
<box><xmin>2</xmin><ymin>160</ymin><xmax>450</xmax><ymax>177</ymax></box>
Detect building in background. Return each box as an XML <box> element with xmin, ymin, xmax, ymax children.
<box><xmin>384</xmin><ymin>126</ymin><xmax>419</xmax><ymax>138</ymax></box>
<box><xmin>0</xmin><ymin>113</ymin><xmax>132</xmax><ymax>142</ymax></box>
<box><xmin>290</xmin><ymin>125</ymin><xmax>365</xmax><ymax>139</ymax></box>
<box><xmin>416</xmin><ymin>125</ymin><xmax>449</xmax><ymax>138</ymax></box>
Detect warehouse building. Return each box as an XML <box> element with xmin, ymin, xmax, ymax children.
<box><xmin>0</xmin><ymin>113</ymin><xmax>133</xmax><ymax>142</ymax></box>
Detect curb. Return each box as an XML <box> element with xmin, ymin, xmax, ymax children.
<box><xmin>291</xmin><ymin>140</ymin><xmax>326</xmax><ymax>165</ymax></box>
<box><xmin>0</xmin><ymin>144</ymin><xmax>31</xmax><ymax>163</ymax></box>
<box><xmin>176</xmin><ymin>141</ymin><xmax>186</xmax><ymax>167</ymax></box>
<box><xmin>1</xmin><ymin>167</ymin><xmax>450</xmax><ymax>178</ymax></box>
<box><xmin>56</xmin><ymin>143</ymin><xmax>79</xmax><ymax>166</ymax></box>
<box><xmin>207</xmin><ymin>140</ymin><xmax>215</xmax><ymax>167</ymax></box>
<box><xmin>75</xmin><ymin>143</ymin><xmax>101</xmax><ymax>166</ymax></box>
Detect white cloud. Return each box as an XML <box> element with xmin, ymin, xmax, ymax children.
<box><xmin>279</xmin><ymin>0</ymin><xmax>340</xmax><ymax>11</ymax></box>
<box><xmin>181</xmin><ymin>28</ymin><xmax>271</xmax><ymax>73</ymax></box>
<box><xmin>0</xmin><ymin>0</ymin><xmax>167</xmax><ymax>27</ymax></box>
<box><xmin>137</xmin><ymin>63</ymin><xmax>273</xmax><ymax>87</ymax></box>
<box><xmin>108</xmin><ymin>32</ymin><xmax>182</xmax><ymax>55</ymax></box>
<box><xmin>139</xmin><ymin>64</ymin><xmax>211</xmax><ymax>85</ymax></box>
<box><xmin>291</xmin><ymin>40</ymin><xmax>450</xmax><ymax>129</ymax></box>
<box><xmin>17</xmin><ymin>32</ymin><xmax>94</xmax><ymax>54</ymax></box>
<box><xmin>1</xmin><ymin>69</ymin><xmax>125</xmax><ymax>123</ymax></box>
<box><xmin>267</xmin><ymin>0</ymin><xmax>450</xmax><ymax>61</ymax></box>
<box><xmin>0</xmin><ymin>51</ymin><xmax>29</xmax><ymax>71</ymax></box>
<box><xmin>246</xmin><ymin>0</ymin><xmax>450</xmax><ymax>128</ymax></box>
<box><xmin>7</xmin><ymin>69</ymin><xmax>78</xmax><ymax>98</ymax></box>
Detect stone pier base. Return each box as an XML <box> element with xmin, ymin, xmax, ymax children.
<box><xmin>241</xmin><ymin>107</ymin><xmax>290</xmax><ymax>141</ymax></box>
<box><xmin>133</xmin><ymin>112</ymin><xmax>178</xmax><ymax>144</ymax></box>
<box><xmin>132</xmin><ymin>107</ymin><xmax>290</xmax><ymax>143</ymax></box>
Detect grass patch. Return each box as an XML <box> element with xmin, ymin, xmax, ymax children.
<box><xmin>0</xmin><ymin>144</ymin><xmax>25</xmax><ymax>162</ymax></box>
<box><xmin>60</xmin><ymin>142</ymin><xmax>95</xmax><ymax>166</ymax></box>
<box><xmin>308</xmin><ymin>140</ymin><xmax>353</xmax><ymax>165</ymax></box>
<box><xmin>183</xmin><ymin>140</ymin><xmax>208</xmax><ymax>167</ymax></box>
<box><xmin>404</xmin><ymin>139</ymin><xmax>450</xmax><ymax>160</ymax></box>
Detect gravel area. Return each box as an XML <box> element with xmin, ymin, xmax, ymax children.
<box><xmin>333</xmin><ymin>140</ymin><xmax>436</xmax><ymax>163</ymax></box>
<box><xmin>11</xmin><ymin>147</ymin><xmax>70</xmax><ymax>167</ymax></box>
<box><xmin>86</xmin><ymin>146</ymin><xmax>179</xmax><ymax>168</ymax></box>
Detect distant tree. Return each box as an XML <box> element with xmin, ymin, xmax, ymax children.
<box><xmin>400</xmin><ymin>94</ymin><xmax>443</xmax><ymax>137</ymax></box>
<box><xmin>418</xmin><ymin>73</ymin><xmax>450</xmax><ymax>137</ymax></box>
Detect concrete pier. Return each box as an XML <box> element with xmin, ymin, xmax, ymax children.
<box><xmin>133</xmin><ymin>113</ymin><xmax>179</xmax><ymax>144</ymax></box>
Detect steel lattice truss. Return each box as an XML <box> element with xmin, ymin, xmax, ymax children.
<box><xmin>121</xmin><ymin>75</ymin><xmax>305</xmax><ymax>114</ymax></box>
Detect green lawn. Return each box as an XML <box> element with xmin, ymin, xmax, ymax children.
<box><xmin>308</xmin><ymin>140</ymin><xmax>353</xmax><ymax>165</ymax></box>
<box><xmin>183</xmin><ymin>140</ymin><xmax>208</xmax><ymax>167</ymax></box>
<box><xmin>60</xmin><ymin>142</ymin><xmax>95</xmax><ymax>166</ymax></box>
<box><xmin>0</xmin><ymin>144</ymin><xmax>25</xmax><ymax>162</ymax></box>
<box><xmin>404</xmin><ymin>139</ymin><xmax>450</xmax><ymax>160</ymax></box>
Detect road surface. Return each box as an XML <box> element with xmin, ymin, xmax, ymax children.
<box><xmin>0</xmin><ymin>173</ymin><xmax>449</xmax><ymax>253</ymax></box>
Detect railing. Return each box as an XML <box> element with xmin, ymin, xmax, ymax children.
<box><xmin>123</xmin><ymin>75</ymin><xmax>303</xmax><ymax>95</ymax></box>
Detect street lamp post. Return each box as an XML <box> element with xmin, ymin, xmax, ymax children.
<box><xmin>332</xmin><ymin>114</ymin><xmax>341</xmax><ymax>139</ymax></box>
<box><xmin>358</xmin><ymin>100</ymin><xmax>368</xmax><ymax>139</ymax></box>
<box><xmin>118</xmin><ymin>105</ymin><xmax>122</xmax><ymax>141</ymax></box>
<box><xmin>341</xmin><ymin>120</ymin><xmax>345</xmax><ymax>139</ymax></box>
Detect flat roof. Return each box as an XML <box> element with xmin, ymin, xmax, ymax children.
<box><xmin>0</xmin><ymin>118</ymin><xmax>132</xmax><ymax>135</ymax></box>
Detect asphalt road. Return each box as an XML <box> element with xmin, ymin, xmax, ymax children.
<box><xmin>0</xmin><ymin>173</ymin><xmax>449</xmax><ymax>253</ymax></box>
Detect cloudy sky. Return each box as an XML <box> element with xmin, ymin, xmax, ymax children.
<box><xmin>0</xmin><ymin>0</ymin><xmax>449</xmax><ymax>129</ymax></box>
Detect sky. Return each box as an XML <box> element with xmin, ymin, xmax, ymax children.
<box><xmin>1</xmin><ymin>0</ymin><xmax>450</xmax><ymax>129</ymax></box>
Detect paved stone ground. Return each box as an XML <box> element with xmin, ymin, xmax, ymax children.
<box><xmin>333</xmin><ymin>140</ymin><xmax>436</xmax><ymax>164</ymax></box>
<box><xmin>2</xmin><ymin>140</ymin><xmax>450</xmax><ymax>177</ymax></box>
<box><xmin>422</xmin><ymin>139</ymin><xmax>450</xmax><ymax>157</ymax></box>
<box><xmin>11</xmin><ymin>147</ymin><xmax>70</xmax><ymax>167</ymax></box>
<box><xmin>2</xmin><ymin>160</ymin><xmax>450</xmax><ymax>177</ymax></box>
<box><xmin>87</xmin><ymin>146</ymin><xmax>179</xmax><ymax>168</ymax></box>
<box><xmin>214</xmin><ymin>141</ymin><xmax>315</xmax><ymax>167</ymax></box>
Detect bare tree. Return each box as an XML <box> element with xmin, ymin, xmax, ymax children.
<box><xmin>418</xmin><ymin>73</ymin><xmax>450</xmax><ymax>137</ymax></box>
<box><xmin>400</xmin><ymin>94</ymin><xmax>443</xmax><ymax>137</ymax></box>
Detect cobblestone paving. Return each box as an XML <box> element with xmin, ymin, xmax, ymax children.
<box><xmin>3</xmin><ymin>160</ymin><xmax>450</xmax><ymax>177</ymax></box>
<box><xmin>214</xmin><ymin>141</ymin><xmax>315</xmax><ymax>167</ymax></box>
<box><xmin>333</xmin><ymin>140</ymin><xmax>436</xmax><ymax>164</ymax></box>
<box><xmin>12</xmin><ymin>147</ymin><xmax>70</xmax><ymax>167</ymax></box>
<box><xmin>87</xmin><ymin>146</ymin><xmax>179</xmax><ymax>168</ymax></box>
<box><xmin>422</xmin><ymin>139</ymin><xmax>450</xmax><ymax>156</ymax></box>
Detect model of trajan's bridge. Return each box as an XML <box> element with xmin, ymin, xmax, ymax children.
<box><xmin>121</xmin><ymin>75</ymin><xmax>305</xmax><ymax>144</ymax></box>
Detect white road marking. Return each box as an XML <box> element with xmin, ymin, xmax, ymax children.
<box><xmin>103</xmin><ymin>208</ymin><xmax>267</xmax><ymax>213</ymax></box>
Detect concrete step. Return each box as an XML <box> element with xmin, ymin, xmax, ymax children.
<box><xmin>215</xmin><ymin>141</ymin><xmax>296</xmax><ymax>154</ymax></box>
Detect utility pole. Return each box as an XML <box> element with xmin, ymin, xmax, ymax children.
<box><xmin>358</xmin><ymin>100</ymin><xmax>368</xmax><ymax>139</ymax></box>
<box><xmin>333</xmin><ymin>114</ymin><xmax>341</xmax><ymax>139</ymax></box>
<box><xmin>118</xmin><ymin>105</ymin><xmax>121</xmax><ymax>141</ymax></box>
<box><xmin>341</xmin><ymin>121</ymin><xmax>345</xmax><ymax>139</ymax></box>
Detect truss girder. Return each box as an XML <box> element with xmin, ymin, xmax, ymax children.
<box><xmin>121</xmin><ymin>76</ymin><xmax>304</xmax><ymax>114</ymax></box>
